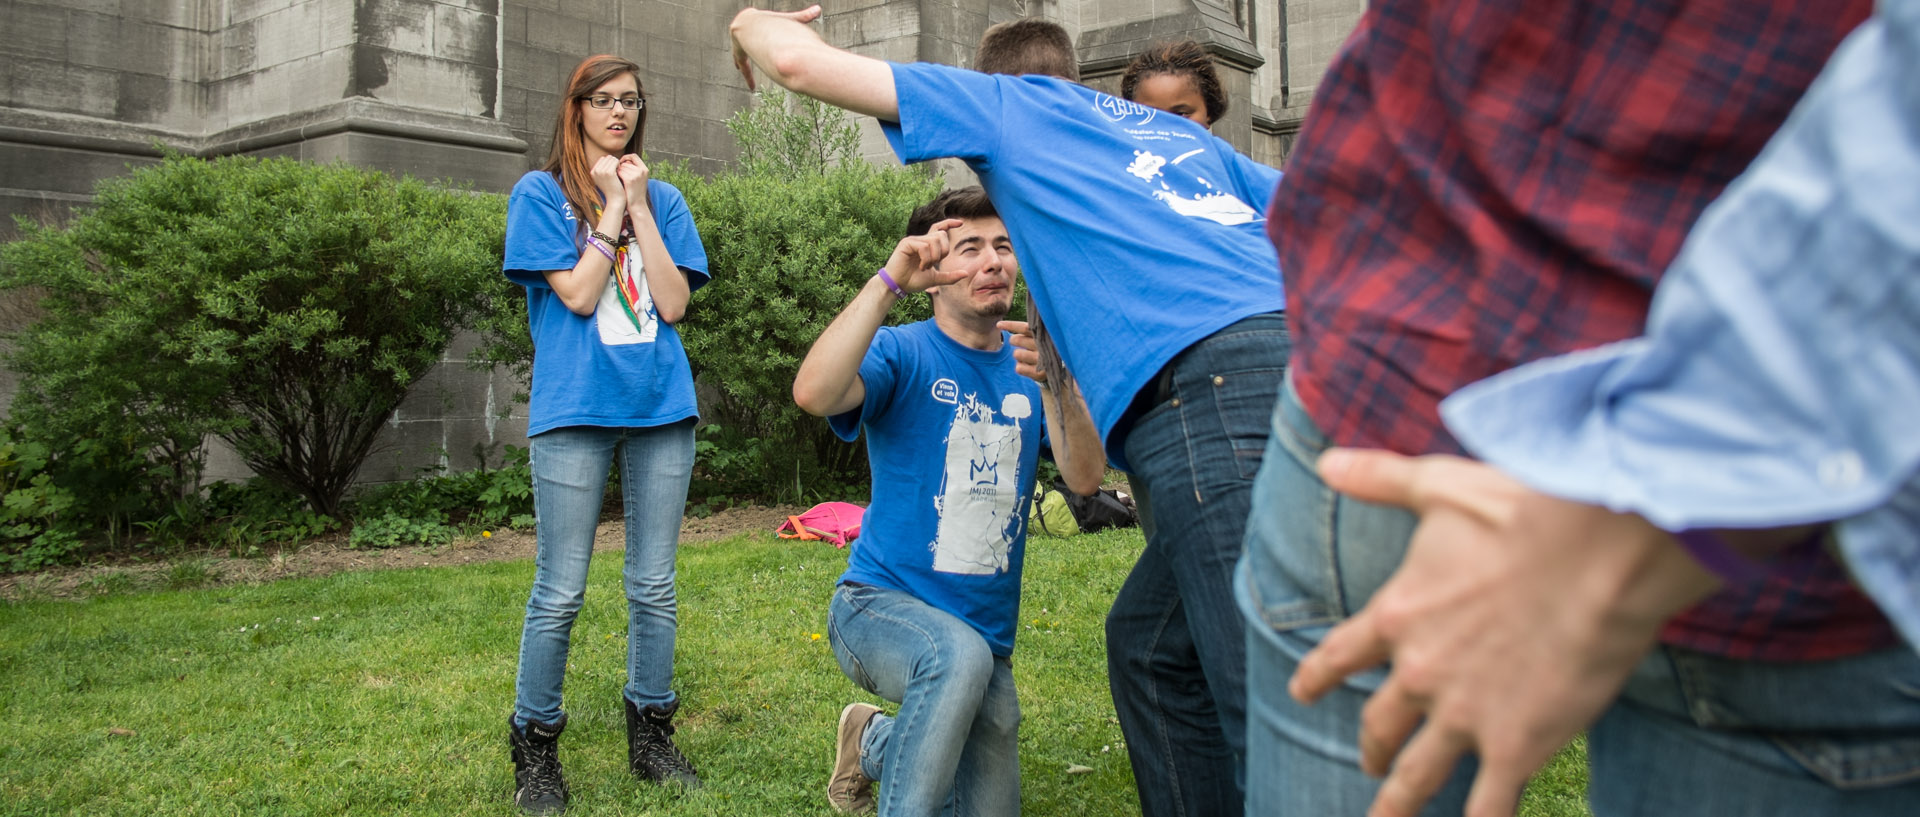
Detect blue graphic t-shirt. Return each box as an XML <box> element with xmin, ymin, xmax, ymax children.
<box><xmin>883</xmin><ymin>62</ymin><xmax>1285</xmax><ymax>470</ymax></box>
<box><xmin>831</xmin><ymin>320</ymin><xmax>1044</xmax><ymax>656</ymax></box>
<box><xmin>504</xmin><ymin>171</ymin><xmax>710</xmax><ymax>435</ymax></box>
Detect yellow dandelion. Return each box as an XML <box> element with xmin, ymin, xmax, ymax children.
<box><xmin>810</xmin><ymin>633</ymin><xmax>823</xmax><ymax>642</ymax></box>
<box><xmin>482</xmin><ymin>530</ymin><xmax>493</xmax><ymax>538</ymax></box>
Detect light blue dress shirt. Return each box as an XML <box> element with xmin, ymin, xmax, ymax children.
<box><xmin>1440</xmin><ymin>0</ymin><xmax>1920</xmax><ymax>649</ymax></box>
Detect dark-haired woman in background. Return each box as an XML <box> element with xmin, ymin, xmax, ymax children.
<box><xmin>1122</xmin><ymin>39</ymin><xmax>1228</xmax><ymax>128</ymax></box>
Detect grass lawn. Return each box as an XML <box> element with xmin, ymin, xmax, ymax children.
<box><xmin>0</xmin><ymin>527</ymin><xmax>1589</xmax><ymax>816</ymax></box>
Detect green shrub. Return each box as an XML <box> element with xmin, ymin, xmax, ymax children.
<box><xmin>197</xmin><ymin>480</ymin><xmax>337</xmax><ymax>556</ymax></box>
<box><xmin>345</xmin><ymin>445</ymin><xmax>533</xmax><ymax>549</ymax></box>
<box><xmin>0</xmin><ymin>154</ymin><xmax>512</xmax><ymax>520</ymax></box>
<box><xmin>661</xmin><ymin>90</ymin><xmax>945</xmax><ymax>500</ymax></box>
<box><xmin>347</xmin><ymin>513</ymin><xmax>460</xmax><ymax>550</ymax></box>
<box><xmin>727</xmin><ymin>86</ymin><xmax>863</xmax><ymax>180</ymax></box>
<box><xmin>0</xmin><ymin>424</ymin><xmax>82</xmax><ymax>571</ymax></box>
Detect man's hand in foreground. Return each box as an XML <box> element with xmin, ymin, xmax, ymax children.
<box><xmin>1289</xmin><ymin>450</ymin><xmax>1722</xmax><ymax>817</ymax></box>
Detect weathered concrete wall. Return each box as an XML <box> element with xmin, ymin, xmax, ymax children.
<box><xmin>1</xmin><ymin>0</ymin><xmax>535</xmax><ymax>484</ymax></box>
<box><xmin>501</xmin><ymin>0</ymin><xmax>765</xmax><ymax>179</ymax></box>
<box><xmin>1252</xmin><ymin>0</ymin><xmax>1365</xmax><ymax>165</ymax></box>
<box><xmin>0</xmin><ymin>0</ymin><xmax>527</xmax><ymax>234</ymax></box>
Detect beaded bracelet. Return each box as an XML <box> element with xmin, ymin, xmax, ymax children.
<box><xmin>589</xmin><ymin>227</ymin><xmax>619</xmax><ymax>246</ymax></box>
<box><xmin>875</xmin><ymin>268</ymin><xmax>906</xmax><ymax>298</ymax></box>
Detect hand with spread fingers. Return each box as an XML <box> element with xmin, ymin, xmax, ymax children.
<box><xmin>1289</xmin><ymin>449</ymin><xmax>1723</xmax><ymax>817</ymax></box>
<box><xmin>881</xmin><ymin>218</ymin><xmax>968</xmax><ymax>294</ymax></box>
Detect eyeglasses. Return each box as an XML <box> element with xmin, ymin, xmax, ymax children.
<box><xmin>582</xmin><ymin>95</ymin><xmax>644</xmax><ymax>111</ymax></box>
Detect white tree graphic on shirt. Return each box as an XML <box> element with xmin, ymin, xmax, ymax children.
<box><xmin>931</xmin><ymin>391</ymin><xmax>1031</xmax><ymax>575</ymax></box>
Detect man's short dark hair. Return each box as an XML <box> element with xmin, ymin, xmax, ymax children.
<box><xmin>975</xmin><ymin>18</ymin><xmax>1079</xmax><ymax>81</ymax></box>
<box><xmin>906</xmin><ymin>186</ymin><xmax>998</xmax><ymax>238</ymax></box>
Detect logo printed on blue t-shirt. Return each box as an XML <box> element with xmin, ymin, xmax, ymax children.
<box><xmin>1093</xmin><ymin>92</ymin><xmax>1157</xmax><ymax>124</ymax></box>
<box><xmin>930</xmin><ymin>378</ymin><xmax>960</xmax><ymax>404</ymax></box>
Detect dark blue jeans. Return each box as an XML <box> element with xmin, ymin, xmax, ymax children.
<box><xmin>1110</xmin><ymin>312</ymin><xmax>1288</xmax><ymax>817</ymax></box>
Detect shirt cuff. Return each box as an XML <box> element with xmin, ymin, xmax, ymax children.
<box><xmin>1439</xmin><ymin>339</ymin><xmax>1885</xmax><ymax>532</ymax></box>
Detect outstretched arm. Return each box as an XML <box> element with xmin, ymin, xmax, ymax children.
<box><xmin>793</xmin><ymin>220</ymin><xmax>967</xmax><ymax>417</ymax></box>
<box><xmin>730</xmin><ymin>5</ymin><xmax>900</xmax><ymax>121</ymax></box>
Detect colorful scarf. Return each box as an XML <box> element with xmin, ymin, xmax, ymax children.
<box><xmin>592</xmin><ymin>205</ymin><xmax>650</xmax><ymax>335</ymax></box>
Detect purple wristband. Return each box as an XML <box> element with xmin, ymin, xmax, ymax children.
<box><xmin>875</xmin><ymin>268</ymin><xmax>906</xmax><ymax>298</ymax></box>
<box><xmin>1672</xmin><ymin>529</ymin><xmax>1767</xmax><ymax>584</ymax></box>
<box><xmin>585</xmin><ymin>236</ymin><xmax>616</xmax><ymax>262</ymax></box>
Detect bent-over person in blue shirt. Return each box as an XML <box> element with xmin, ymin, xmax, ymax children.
<box><xmin>736</xmin><ymin>11</ymin><xmax>1287</xmax><ymax>813</ymax></box>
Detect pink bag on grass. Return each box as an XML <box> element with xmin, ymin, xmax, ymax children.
<box><xmin>774</xmin><ymin>502</ymin><xmax>867</xmax><ymax>548</ymax></box>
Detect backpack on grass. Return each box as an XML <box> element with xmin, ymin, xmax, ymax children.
<box><xmin>775</xmin><ymin>501</ymin><xmax>866</xmax><ymax>548</ymax></box>
<box><xmin>1030</xmin><ymin>479</ymin><xmax>1138</xmax><ymax>537</ymax></box>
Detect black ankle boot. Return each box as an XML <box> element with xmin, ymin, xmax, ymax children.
<box><xmin>625</xmin><ymin>697</ymin><xmax>701</xmax><ymax>787</ymax></box>
<box><xmin>507</xmin><ymin>714</ymin><xmax>569</xmax><ymax>815</ymax></box>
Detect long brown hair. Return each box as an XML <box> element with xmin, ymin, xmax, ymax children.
<box><xmin>541</xmin><ymin>55</ymin><xmax>648</xmax><ymax>232</ymax></box>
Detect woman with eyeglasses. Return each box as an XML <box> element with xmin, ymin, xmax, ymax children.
<box><xmin>500</xmin><ymin>53</ymin><xmax>709</xmax><ymax>815</ymax></box>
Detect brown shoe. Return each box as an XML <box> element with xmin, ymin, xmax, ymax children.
<box><xmin>827</xmin><ymin>703</ymin><xmax>882</xmax><ymax>813</ymax></box>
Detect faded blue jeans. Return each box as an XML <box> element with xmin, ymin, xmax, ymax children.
<box><xmin>828</xmin><ymin>582</ymin><xmax>1021</xmax><ymax>817</ymax></box>
<box><xmin>513</xmin><ymin>420</ymin><xmax>694</xmax><ymax>727</ymax></box>
<box><xmin>1110</xmin><ymin>312</ymin><xmax>1289</xmax><ymax>817</ymax></box>
<box><xmin>1237</xmin><ymin>375</ymin><xmax>1920</xmax><ymax>816</ymax></box>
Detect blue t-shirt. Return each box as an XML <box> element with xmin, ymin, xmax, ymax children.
<box><xmin>503</xmin><ymin>171</ymin><xmax>710</xmax><ymax>435</ymax></box>
<box><xmin>883</xmin><ymin>62</ymin><xmax>1285</xmax><ymax>470</ymax></box>
<box><xmin>830</xmin><ymin>320</ymin><xmax>1045</xmax><ymax>656</ymax></box>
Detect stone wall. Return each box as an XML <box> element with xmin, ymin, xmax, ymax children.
<box><xmin>0</xmin><ymin>0</ymin><xmax>1365</xmax><ymax>485</ymax></box>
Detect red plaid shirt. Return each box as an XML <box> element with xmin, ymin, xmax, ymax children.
<box><xmin>1272</xmin><ymin>0</ymin><xmax>1895</xmax><ymax>660</ymax></box>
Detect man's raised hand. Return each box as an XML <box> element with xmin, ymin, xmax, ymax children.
<box><xmin>882</xmin><ymin>218</ymin><xmax>966</xmax><ymax>294</ymax></box>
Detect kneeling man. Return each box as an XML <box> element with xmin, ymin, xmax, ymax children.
<box><xmin>792</xmin><ymin>187</ymin><xmax>1100</xmax><ymax>815</ymax></box>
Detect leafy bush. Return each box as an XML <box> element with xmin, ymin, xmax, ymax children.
<box><xmin>727</xmin><ymin>87</ymin><xmax>863</xmax><ymax>180</ymax></box>
<box><xmin>660</xmin><ymin>90</ymin><xmax>945</xmax><ymax>499</ymax></box>
<box><xmin>346</xmin><ymin>445</ymin><xmax>534</xmax><ymax>549</ymax></box>
<box><xmin>0</xmin><ymin>424</ymin><xmax>82</xmax><ymax>571</ymax></box>
<box><xmin>0</xmin><ymin>154</ymin><xmax>512</xmax><ymax>520</ymax></box>
<box><xmin>197</xmin><ymin>481</ymin><xmax>337</xmax><ymax>556</ymax></box>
